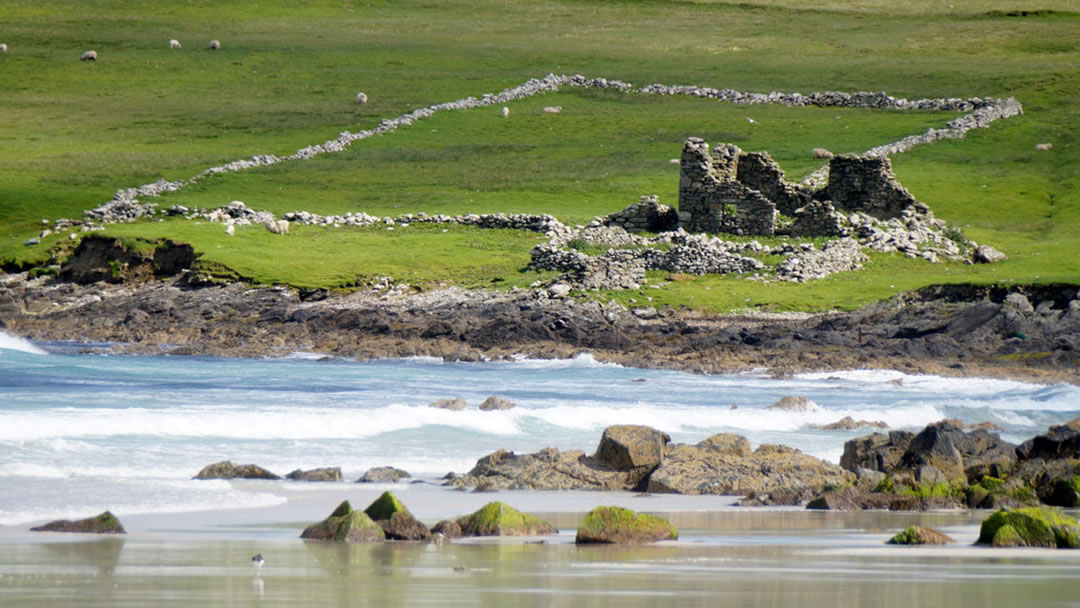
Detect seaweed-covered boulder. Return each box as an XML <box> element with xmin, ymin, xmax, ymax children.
<box><xmin>363</xmin><ymin>491</ymin><xmax>409</xmax><ymax>522</ymax></box>
<box><xmin>30</xmin><ymin>511</ymin><xmax>126</xmax><ymax>534</ymax></box>
<box><xmin>575</xmin><ymin>506</ymin><xmax>678</xmax><ymax>544</ymax></box>
<box><xmin>285</xmin><ymin>467</ymin><xmax>343</xmax><ymax>482</ymax></box>
<box><xmin>976</xmin><ymin>507</ymin><xmax>1080</xmax><ymax>548</ymax></box>
<box><xmin>456</xmin><ymin>501</ymin><xmax>556</xmax><ymax>537</ymax></box>
<box><xmin>361</xmin><ymin>491</ymin><xmax>430</xmax><ymax>540</ymax></box>
<box><xmin>356</xmin><ymin>466</ymin><xmax>411</xmax><ymax>483</ymax></box>
<box><xmin>194</xmin><ymin>461</ymin><xmax>281</xmax><ymax>480</ymax></box>
<box><xmin>886</xmin><ymin>526</ymin><xmax>954</xmax><ymax>545</ymax></box>
<box><xmin>300</xmin><ymin>500</ymin><xmax>385</xmax><ymax>543</ymax></box>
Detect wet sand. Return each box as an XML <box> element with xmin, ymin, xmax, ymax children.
<box><xmin>2</xmin><ymin>484</ymin><xmax>1078</xmax><ymax>607</ymax></box>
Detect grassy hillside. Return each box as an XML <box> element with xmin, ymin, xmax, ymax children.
<box><xmin>1</xmin><ymin>0</ymin><xmax>1077</xmax><ymax>311</ymax></box>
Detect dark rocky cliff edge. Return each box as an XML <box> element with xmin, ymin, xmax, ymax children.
<box><xmin>0</xmin><ymin>237</ymin><xmax>1076</xmax><ymax>384</ymax></box>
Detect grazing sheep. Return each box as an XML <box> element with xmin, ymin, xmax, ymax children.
<box><xmin>812</xmin><ymin>148</ymin><xmax>835</xmax><ymax>159</ymax></box>
<box><xmin>225</xmin><ymin>224</ymin><xmax>235</xmax><ymax>236</ymax></box>
<box><xmin>80</xmin><ymin>50</ymin><xmax>97</xmax><ymax>61</ymax></box>
<box><xmin>542</xmin><ymin>106</ymin><xmax>562</xmax><ymax>114</ymax></box>
<box><xmin>265</xmin><ymin>219</ymin><xmax>289</xmax><ymax>235</ymax></box>
<box><xmin>501</xmin><ymin>106</ymin><xmax>510</xmax><ymax>118</ymax></box>
<box><xmin>169</xmin><ymin>39</ymin><xmax>181</xmax><ymax>49</ymax></box>
<box><xmin>356</xmin><ymin>92</ymin><xmax>368</xmax><ymax>104</ymax></box>
<box><xmin>208</xmin><ymin>40</ymin><xmax>221</xmax><ymax>50</ymax></box>
<box><xmin>1034</xmin><ymin>143</ymin><xmax>1053</xmax><ymax>151</ymax></box>
<box><xmin>0</xmin><ymin>44</ymin><xmax>8</xmax><ymax>53</ymax></box>
<box><xmin>208</xmin><ymin>209</ymin><xmax>230</xmax><ymax>223</ymax></box>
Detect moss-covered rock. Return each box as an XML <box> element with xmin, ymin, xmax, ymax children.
<box><xmin>575</xmin><ymin>506</ymin><xmax>678</xmax><ymax>544</ymax></box>
<box><xmin>364</xmin><ymin>491</ymin><xmax>409</xmax><ymax>521</ymax></box>
<box><xmin>30</xmin><ymin>511</ymin><xmax>126</xmax><ymax>534</ymax></box>
<box><xmin>301</xmin><ymin>500</ymin><xmax>385</xmax><ymax>543</ymax></box>
<box><xmin>886</xmin><ymin>525</ymin><xmax>953</xmax><ymax>545</ymax></box>
<box><xmin>977</xmin><ymin>506</ymin><xmax>1080</xmax><ymax>548</ymax></box>
<box><xmin>456</xmin><ymin>501</ymin><xmax>556</xmax><ymax>537</ymax></box>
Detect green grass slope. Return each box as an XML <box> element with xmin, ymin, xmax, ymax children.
<box><xmin>1</xmin><ymin>0</ymin><xmax>1077</xmax><ymax>311</ymax></box>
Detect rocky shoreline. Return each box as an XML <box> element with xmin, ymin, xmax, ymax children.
<box><xmin>0</xmin><ymin>265</ymin><xmax>1077</xmax><ymax>384</ymax></box>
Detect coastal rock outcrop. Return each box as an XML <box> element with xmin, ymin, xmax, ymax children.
<box><xmin>647</xmin><ymin>440</ymin><xmax>853</xmax><ymax>496</ymax></box>
<box><xmin>574</xmin><ymin>506</ymin><xmax>678</xmax><ymax>544</ymax></box>
<box><xmin>1013</xmin><ymin>420</ymin><xmax>1080</xmax><ymax>507</ymax></box>
<box><xmin>194</xmin><ymin>461</ymin><xmax>281</xmax><ymax>480</ymax></box>
<box><xmin>30</xmin><ymin>511</ymin><xmax>126</xmax><ymax>534</ymax></box>
<box><xmin>364</xmin><ymin>491</ymin><xmax>430</xmax><ymax>540</ymax></box>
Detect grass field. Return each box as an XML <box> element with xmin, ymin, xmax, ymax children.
<box><xmin>1</xmin><ymin>0</ymin><xmax>1077</xmax><ymax>311</ymax></box>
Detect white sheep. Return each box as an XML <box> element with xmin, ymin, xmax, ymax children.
<box><xmin>208</xmin><ymin>40</ymin><xmax>221</xmax><ymax>50</ymax></box>
<box><xmin>1034</xmin><ymin>143</ymin><xmax>1053</xmax><ymax>151</ymax></box>
<box><xmin>265</xmin><ymin>219</ymin><xmax>290</xmax><ymax>235</ymax></box>
<box><xmin>169</xmin><ymin>39</ymin><xmax>181</xmax><ymax>49</ymax></box>
<box><xmin>80</xmin><ymin>50</ymin><xmax>97</xmax><ymax>61</ymax></box>
<box><xmin>356</xmin><ymin>92</ymin><xmax>368</xmax><ymax>104</ymax></box>
<box><xmin>812</xmin><ymin>148</ymin><xmax>835</xmax><ymax>159</ymax></box>
<box><xmin>225</xmin><ymin>224</ymin><xmax>235</xmax><ymax>236</ymax></box>
<box><xmin>542</xmin><ymin>106</ymin><xmax>562</xmax><ymax>114</ymax></box>
<box><xmin>208</xmin><ymin>209</ymin><xmax>230</xmax><ymax>223</ymax></box>
<box><xmin>0</xmin><ymin>44</ymin><xmax>8</xmax><ymax>53</ymax></box>
<box><xmin>501</xmin><ymin>106</ymin><xmax>510</xmax><ymax>118</ymax></box>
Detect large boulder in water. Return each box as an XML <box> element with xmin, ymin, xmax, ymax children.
<box><xmin>194</xmin><ymin>461</ymin><xmax>281</xmax><ymax>480</ymax></box>
<box><xmin>647</xmin><ymin>440</ymin><xmax>853</xmax><ymax>495</ymax></box>
<box><xmin>356</xmin><ymin>466</ymin><xmax>411</xmax><ymax>483</ymax></box>
<box><xmin>575</xmin><ymin>506</ymin><xmax>678</xmax><ymax>544</ymax></box>
<box><xmin>30</xmin><ymin>511</ymin><xmax>125</xmax><ymax>534</ymax></box>
<box><xmin>285</xmin><ymin>467</ymin><xmax>342</xmax><ymax>482</ymax></box>
<box><xmin>1013</xmin><ymin>421</ymin><xmax>1080</xmax><ymax>507</ymax></box>
<box><xmin>593</xmin><ymin>425</ymin><xmax>670</xmax><ymax>489</ymax></box>
<box><xmin>478</xmin><ymin>395</ymin><xmax>516</xmax><ymax>411</ymax></box>
<box><xmin>977</xmin><ymin>506</ymin><xmax>1080</xmax><ymax>548</ymax></box>
<box><xmin>887</xmin><ymin>525</ymin><xmax>954</xmax><ymax>545</ymax></box>
<box><xmin>300</xmin><ymin>500</ymin><xmax>385</xmax><ymax>543</ymax></box>
<box><xmin>456</xmin><ymin>501</ymin><xmax>556</xmax><ymax>537</ymax></box>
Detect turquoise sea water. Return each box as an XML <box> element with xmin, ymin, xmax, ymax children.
<box><xmin>1</xmin><ymin>331</ymin><xmax>1078</xmax><ymax>526</ymax></box>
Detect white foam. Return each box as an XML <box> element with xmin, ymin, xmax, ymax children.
<box><xmin>504</xmin><ymin>352</ymin><xmax>622</xmax><ymax>370</ymax></box>
<box><xmin>0</xmin><ymin>332</ymin><xmax>46</xmax><ymax>355</ymax></box>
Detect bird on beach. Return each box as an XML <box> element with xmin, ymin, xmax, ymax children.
<box><xmin>252</xmin><ymin>554</ymin><xmax>264</xmax><ymax>570</ymax></box>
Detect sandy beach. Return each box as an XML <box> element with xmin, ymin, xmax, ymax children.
<box><xmin>3</xmin><ymin>483</ymin><xmax>1079</xmax><ymax>607</ymax></box>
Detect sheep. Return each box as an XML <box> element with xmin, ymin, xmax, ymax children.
<box><xmin>812</xmin><ymin>148</ymin><xmax>835</xmax><ymax>159</ymax></box>
<box><xmin>1034</xmin><ymin>143</ymin><xmax>1053</xmax><ymax>151</ymax></box>
<box><xmin>265</xmin><ymin>219</ymin><xmax>289</xmax><ymax>235</ymax></box>
<box><xmin>501</xmin><ymin>106</ymin><xmax>509</xmax><ymax>118</ymax></box>
<box><xmin>225</xmin><ymin>224</ymin><xmax>235</xmax><ymax>236</ymax></box>
<box><xmin>169</xmin><ymin>39</ymin><xmax>181</xmax><ymax>49</ymax></box>
<box><xmin>208</xmin><ymin>40</ymin><xmax>221</xmax><ymax>50</ymax></box>
<box><xmin>356</xmin><ymin>92</ymin><xmax>368</xmax><ymax>104</ymax></box>
<box><xmin>208</xmin><ymin>209</ymin><xmax>230</xmax><ymax>223</ymax></box>
<box><xmin>542</xmin><ymin>106</ymin><xmax>562</xmax><ymax>114</ymax></box>
<box><xmin>0</xmin><ymin>44</ymin><xmax>8</xmax><ymax>53</ymax></box>
<box><xmin>80</xmin><ymin>50</ymin><xmax>97</xmax><ymax>61</ymax></box>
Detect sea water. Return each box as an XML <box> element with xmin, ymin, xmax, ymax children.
<box><xmin>1</xmin><ymin>331</ymin><xmax>1078</xmax><ymax>527</ymax></box>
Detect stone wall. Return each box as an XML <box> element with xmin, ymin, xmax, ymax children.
<box><xmin>736</xmin><ymin>151</ymin><xmax>809</xmax><ymax>216</ymax></box>
<box><xmin>603</xmin><ymin>195</ymin><xmax>679</xmax><ymax>233</ymax></box>
<box><xmin>677</xmin><ymin>140</ymin><xmax>778</xmax><ymax>236</ymax></box>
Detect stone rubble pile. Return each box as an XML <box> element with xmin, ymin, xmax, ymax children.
<box><xmin>773</xmin><ymin>238</ymin><xmax>866</xmax><ymax>282</ymax></box>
